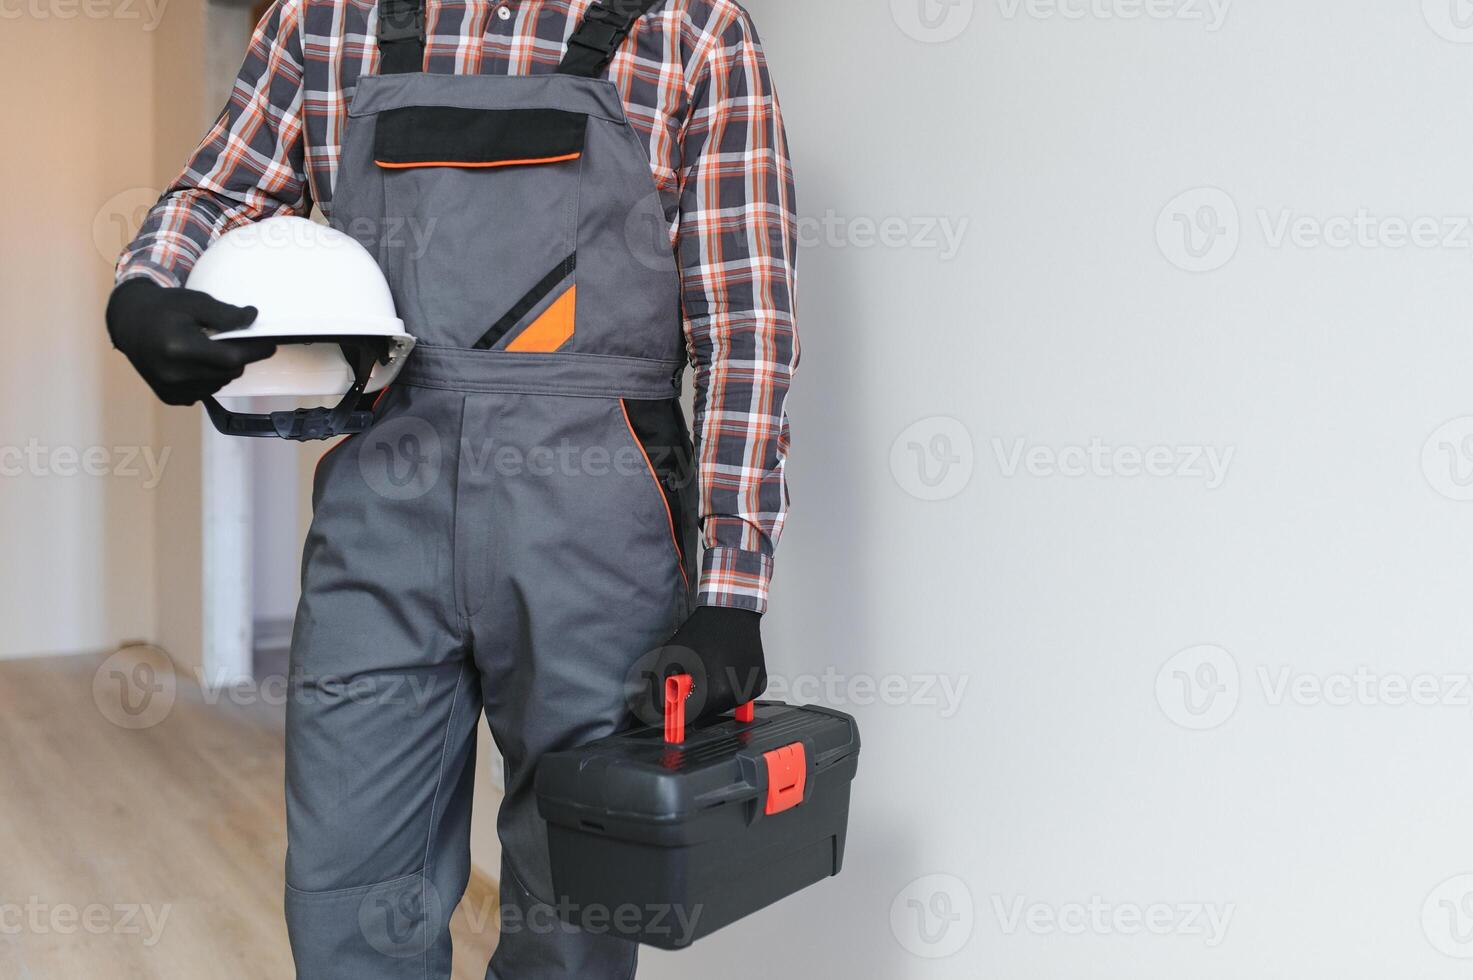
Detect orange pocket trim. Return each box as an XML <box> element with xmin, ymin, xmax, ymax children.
<box><xmin>374</xmin><ymin>152</ymin><xmax>582</xmax><ymax>170</ymax></box>
<box><xmin>505</xmin><ymin>285</ymin><xmax>576</xmax><ymax>354</ymax></box>
<box><xmin>619</xmin><ymin>398</ymin><xmax>691</xmax><ymax>596</ymax></box>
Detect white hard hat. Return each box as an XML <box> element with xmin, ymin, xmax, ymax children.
<box><xmin>186</xmin><ymin>216</ymin><xmax>416</xmax><ymax>440</ymax></box>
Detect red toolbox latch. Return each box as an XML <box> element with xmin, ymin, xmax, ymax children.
<box><xmin>763</xmin><ymin>742</ymin><xmax>807</xmax><ymax>815</ymax></box>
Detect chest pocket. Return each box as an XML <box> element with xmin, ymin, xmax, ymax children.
<box><xmin>373</xmin><ymin>106</ymin><xmax>585</xmax><ymax>351</ymax></box>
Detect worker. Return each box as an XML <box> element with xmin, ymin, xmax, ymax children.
<box><xmin>103</xmin><ymin>1</ymin><xmax>797</xmax><ymax>976</ymax></box>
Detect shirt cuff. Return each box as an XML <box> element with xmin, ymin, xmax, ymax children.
<box><xmin>115</xmin><ymin>261</ymin><xmax>183</xmax><ymax>289</ymax></box>
<box><xmin>697</xmin><ymin>547</ymin><xmax>774</xmax><ymax>614</ymax></box>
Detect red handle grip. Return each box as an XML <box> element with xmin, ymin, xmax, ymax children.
<box><xmin>664</xmin><ymin>674</ymin><xmax>693</xmax><ymax>744</ymax></box>
<box><xmin>662</xmin><ymin>673</ymin><xmax>756</xmax><ymax>745</ymax></box>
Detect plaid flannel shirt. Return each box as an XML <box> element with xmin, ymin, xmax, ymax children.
<box><xmin>116</xmin><ymin>0</ymin><xmax>797</xmax><ymax>613</ymax></box>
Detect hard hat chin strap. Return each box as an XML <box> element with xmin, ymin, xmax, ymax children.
<box><xmin>204</xmin><ymin>340</ymin><xmax>387</xmax><ymax>442</ymax></box>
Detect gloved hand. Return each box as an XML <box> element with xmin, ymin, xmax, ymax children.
<box><xmin>106</xmin><ymin>278</ymin><xmax>275</xmax><ymax>406</ymax></box>
<box><xmin>628</xmin><ymin>606</ymin><xmax>769</xmax><ymax>728</ymax></box>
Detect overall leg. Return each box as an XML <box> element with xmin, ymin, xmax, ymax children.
<box><xmin>284</xmin><ymin>387</ymin><xmax>480</xmax><ymax>980</ymax></box>
<box><xmin>462</xmin><ymin>392</ymin><xmax>693</xmax><ymax>980</ymax></box>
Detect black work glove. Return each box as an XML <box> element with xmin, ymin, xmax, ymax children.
<box><xmin>106</xmin><ymin>278</ymin><xmax>275</xmax><ymax>406</ymax></box>
<box><xmin>628</xmin><ymin>606</ymin><xmax>769</xmax><ymax>728</ymax></box>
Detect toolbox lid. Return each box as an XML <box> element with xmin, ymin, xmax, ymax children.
<box><xmin>535</xmin><ymin>702</ymin><xmax>860</xmax><ymax>827</ymax></box>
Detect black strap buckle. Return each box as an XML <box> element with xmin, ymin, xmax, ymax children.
<box><xmin>271</xmin><ymin>407</ymin><xmax>374</xmax><ymax>442</ymax></box>
<box><xmin>379</xmin><ymin>0</ymin><xmax>424</xmax><ymax>43</ymax></box>
<box><xmin>568</xmin><ymin>19</ymin><xmax>625</xmax><ymax>54</ymax></box>
<box><xmin>558</xmin><ymin>0</ymin><xmax>665</xmax><ymax>77</ymax></box>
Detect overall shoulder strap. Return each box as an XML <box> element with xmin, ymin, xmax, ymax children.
<box><xmin>378</xmin><ymin>0</ymin><xmax>426</xmax><ymax>75</ymax></box>
<box><xmin>558</xmin><ymin>0</ymin><xmax>666</xmax><ymax>78</ymax></box>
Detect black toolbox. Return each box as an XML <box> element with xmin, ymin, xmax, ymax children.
<box><xmin>535</xmin><ymin>678</ymin><xmax>861</xmax><ymax>949</ymax></box>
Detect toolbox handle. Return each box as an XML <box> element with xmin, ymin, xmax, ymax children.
<box><xmin>662</xmin><ymin>674</ymin><xmax>757</xmax><ymax>745</ymax></box>
<box><xmin>664</xmin><ymin>674</ymin><xmax>693</xmax><ymax>744</ymax></box>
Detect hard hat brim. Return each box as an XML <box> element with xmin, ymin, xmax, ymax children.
<box><xmin>211</xmin><ymin>315</ymin><xmax>409</xmax><ymax>341</ymax></box>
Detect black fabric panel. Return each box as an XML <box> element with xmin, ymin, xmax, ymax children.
<box><xmin>623</xmin><ymin>397</ymin><xmax>695</xmax><ymax>565</ymax></box>
<box><xmin>474</xmin><ymin>254</ymin><xmax>578</xmax><ymax>350</ymax></box>
<box><xmin>558</xmin><ymin>0</ymin><xmax>668</xmax><ymax>78</ymax></box>
<box><xmin>374</xmin><ymin>107</ymin><xmax>589</xmax><ymax>166</ymax></box>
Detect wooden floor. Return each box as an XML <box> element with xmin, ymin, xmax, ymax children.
<box><xmin>0</xmin><ymin>649</ymin><xmax>499</xmax><ymax>979</ymax></box>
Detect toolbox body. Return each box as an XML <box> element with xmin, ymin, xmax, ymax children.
<box><xmin>535</xmin><ymin>700</ymin><xmax>861</xmax><ymax>949</ymax></box>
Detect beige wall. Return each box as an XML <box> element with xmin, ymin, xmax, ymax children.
<box><xmin>0</xmin><ymin>12</ymin><xmax>159</xmax><ymax>658</ymax></box>
<box><xmin>145</xmin><ymin>0</ymin><xmax>216</xmax><ymax>674</ymax></box>
<box><xmin>1</xmin><ymin>0</ymin><xmax>506</xmax><ymax>877</ymax></box>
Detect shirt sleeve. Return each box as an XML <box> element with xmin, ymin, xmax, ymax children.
<box><xmin>678</xmin><ymin>5</ymin><xmax>799</xmax><ymax>614</ymax></box>
<box><xmin>115</xmin><ymin>0</ymin><xmax>312</xmax><ymax>287</ymax></box>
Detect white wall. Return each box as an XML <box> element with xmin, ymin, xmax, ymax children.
<box><xmin>0</xmin><ymin>14</ymin><xmax>159</xmax><ymax>659</ymax></box>
<box><xmin>642</xmin><ymin>1</ymin><xmax>1473</xmax><ymax>977</ymax></box>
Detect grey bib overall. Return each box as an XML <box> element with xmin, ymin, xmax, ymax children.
<box><xmin>284</xmin><ymin>2</ymin><xmax>694</xmax><ymax>976</ymax></box>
